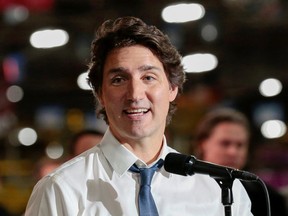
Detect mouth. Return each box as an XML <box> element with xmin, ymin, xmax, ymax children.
<box><xmin>124</xmin><ymin>108</ymin><xmax>150</xmax><ymax>116</ymax></box>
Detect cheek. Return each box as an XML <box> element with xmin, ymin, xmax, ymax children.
<box><xmin>153</xmin><ymin>90</ymin><xmax>171</xmax><ymax>112</ymax></box>
<box><xmin>240</xmin><ymin>148</ymin><xmax>248</xmax><ymax>157</ymax></box>
<box><xmin>202</xmin><ymin>140</ymin><xmax>223</xmax><ymax>156</ymax></box>
<box><xmin>202</xmin><ymin>141</ymin><xmax>214</xmax><ymax>154</ymax></box>
<box><xmin>155</xmin><ymin>85</ymin><xmax>175</xmax><ymax>102</ymax></box>
<box><xmin>103</xmin><ymin>94</ymin><xmax>120</xmax><ymax>111</ymax></box>
<box><xmin>100</xmin><ymin>87</ymin><xmax>122</xmax><ymax>107</ymax></box>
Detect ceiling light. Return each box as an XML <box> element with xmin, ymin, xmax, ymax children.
<box><xmin>259</xmin><ymin>78</ymin><xmax>282</xmax><ymax>97</ymax></box>
<box><xmin>77</xmin><ymin>71</ymin><xmax>91</xmax><ymax>90</ymax></box>
<box><xmin>182</xmin><ymin>53</ymin><xmax>218</xmax><ymax>73</ymax></box>
<box><xmin>4</xmin><ymin>5</ymin><xmax>29</xmax><ymax>25</ymax></box>
<box><xmin>18</xmin><ymin>127</ymin><xmax>37</xmax><ymax>146</ymax></box>
<box><xmin>30</xmin><ymin>29</ymin><xmax>69</xmax><ymax>49</ymax></box>
<box><xmin>162</xmin><ymin>3</ymin><xmax>205</xmax><ymax>23</ymax></box>
<box><xmin>6</xmin><ymin>85</ymin><xmax>24</xmax><ymax>103</ymax></box>
<box><xmin>261</xmin><ymin>120</ymin><xmax>286</xmax><ymax>139</ymax></box>
<box><xmin>46</xmin><ymin>142</ymin><xmax>64</xmax><ymax>159</ymax></box>
<box><xmin>201</xmin><ymin>24</ymin><xmax>218</xmax><ymax>42</ymax></box>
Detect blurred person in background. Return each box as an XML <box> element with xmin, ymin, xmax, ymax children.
<box><xmin>68</xmin><ymin>129</ymin><xmax>104</xmax><ymax>158</ymax></box>
<box><xmin>194</xmin><ymin>107</ymin><xmax>288</xmax><ymax>216</ymax></box>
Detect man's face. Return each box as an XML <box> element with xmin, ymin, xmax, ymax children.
<box><xmin>201</xmin><ymin>122</ymin><xmax>249</xmax><ymax>169</ymax></box>
<box><xmin>99</xmin><ymin>45</ymin><xmax>178</xmax><ymax>144</ymax></box>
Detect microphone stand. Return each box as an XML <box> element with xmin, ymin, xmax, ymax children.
<box><xmin>214</xmin><ymin>177</ymin><xmax>234</xmax><ymax>216</ymax></box>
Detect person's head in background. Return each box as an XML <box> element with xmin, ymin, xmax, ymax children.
<box><xmin>195</xmin><ymin>108</ymin><xmax>250</xmax><ymax>170</ymax></box>
<box><xmin>70</xmin><ymin>129</ymin><xmax>103</xmax><ymax>157</ymax></box>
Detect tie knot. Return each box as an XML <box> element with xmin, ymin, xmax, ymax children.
<box><xmin>129</xmin><ymin>159</ymin><xmax>164</xmax><ymax>186</ymax></box>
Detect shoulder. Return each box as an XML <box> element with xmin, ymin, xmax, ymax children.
<box><xmin>43</xmin><ymin>146</ymin><xmax>103</xmax><ymax>185</ymax></box>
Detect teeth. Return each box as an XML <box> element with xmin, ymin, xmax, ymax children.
<box><xmin>126</xmin><ymin>108</ymin><xmax>148</xmax><ymax>113</ymax></box>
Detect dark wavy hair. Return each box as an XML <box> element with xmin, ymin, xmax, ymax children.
<box><xmin>88</xmin><ymin>16</ymin><xmax>185</xmax><ymax>125</ymax></box>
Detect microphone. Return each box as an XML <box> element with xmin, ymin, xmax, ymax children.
<box><xmin>164</xmin><ymin>152</ymin><xmax>258</xmax><ymax>181</ymax></box>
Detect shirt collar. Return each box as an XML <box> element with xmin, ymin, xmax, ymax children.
<box><xmin>99</xmin><ymin>127</ymin><xmax>170</xmax><ymax>176</ymax></box>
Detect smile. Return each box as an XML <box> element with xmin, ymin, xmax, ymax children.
<box><xmin>124</xmin><ymin>108</ymin><xmax>150</xmax><ymax>115</ymax></box>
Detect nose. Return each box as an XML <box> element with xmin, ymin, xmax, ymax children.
<box><xmin>126</xmin><ymin>78</ymin><xmax>145</xmax><ymax>102</ymax></box>
<box><xmin>227</xmin><ymin>145</ymin><xmax>239</xmax><ymax>157</ymax></box>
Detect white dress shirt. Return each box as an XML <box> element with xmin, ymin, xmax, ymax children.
<box><xmin>25</xmin><ymin>128</ymin><xmax>253</xmax><ymax>216</ymax></box>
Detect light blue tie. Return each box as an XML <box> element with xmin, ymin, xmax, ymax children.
<box><xmin>129</xmin><ymin>159</ymin><xmax>164</xmax><ymax>216</ymax></box>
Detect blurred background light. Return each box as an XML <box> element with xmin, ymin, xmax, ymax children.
<box><xmin>45</xmin><ymin>142</ymin><xmax>64</xmax><ymax>159</ymax></box>
<box><xmin>3</xmin><ymin>5</ymin><xmax>29</xmax><ymax>25</ymax></box>
<box><xmin>201</xmin><ymin>23</ymin><xmax>218</xmax><ymax>42</ymax></box>
<box><xmin>35</xmin><ymin>106</ymin><xmax>65</xmax><ymax>130</ymax></box>
<box><xmin>77</xmin><ymin>71</ymin><xmax>91</xmax><ymax>90</ymax></box>
<box><xmin>0</xmin><ymin>113</ymin><xmax>18</xmax><ymax>139</ymax></box>
<box><xmin>18</xmin><ymin>127</ymin><xmax>37</xmax><ymax>146</ymax></box>
<box><xmin>261</xmin><ymin>120</ymin><xmax>287</xmax><ymax>139</ymax></box>
<box><xmin>252</xmin><ymin>102</ymin><xmax>284</xmax><ymax>127</ymax></box>
<box><xmin>161</xmin><ymin>3</ymin><xmax>205</xmax><ymax>23</ymax></box>
<box><xmin>30</xmin><ymin>29</ymin><xmax>69</xmax><ymax>48</ymax></box>
<box><xmin>2</xmin><ymin>53</ymin><xmax>25</xmax><ymax>83</ymax></box>
<box><xmin>66</xmin><ymin>109</ymin><xmax>84</xmax><ymax>132</ymax></box>
<box><xmin>182</xmin><ymin>53</ymin><xmax>218</xmax><ymax>73</ymax></box>
<box><xmin>6</xmin><ymin>85</ymin><xmax>24</xmax><ymax>103</ymax></box>
<box><xmin>259</xmin><ymin>78</ymin><xmax>282</xmax><ymax>97</ymax></box>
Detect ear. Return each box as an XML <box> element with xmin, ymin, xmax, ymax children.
<box><xmin>97</xmin><ymin>90</ymin><xmax>105</xmax><ymax>107</ymax></box>
<box><xmin>168</xmin><ymin>85</ymin><xmax>178</xmax><ymax>102</ymax></box>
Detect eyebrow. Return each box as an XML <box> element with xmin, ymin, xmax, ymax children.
<box><xmin>107</xmin><ymin>65</ymin><xmax>162</xmax><ymax>74</ymax></box>
<box><xmin>138</xmin><ymin>65</ymin><xmax>162</xmax><ymax>72</ymax></box>
<box><xmin>107</xmin><ymin>67</ymin><xmax>128</xmax><ymax>74</ymax></box>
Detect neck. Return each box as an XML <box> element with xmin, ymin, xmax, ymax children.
<box><xmin>123</xmin><ymin>137</ymin><xmax>164</xmax><ymax>164</ymax></box>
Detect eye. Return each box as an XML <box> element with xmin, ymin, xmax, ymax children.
<box><xmin>111</xmin><ymin>76</ymin><xmax>126</xmax><ymax>85</ymax></box>
<box><xmin>236</xmin><ymin>142</ymin><xmax>245</xmax><ymax>149</ymax></box>
<box><xmin>143</xmin><ymin>74</ymin><xmax>156</xmax><ymax>82</ymax></box>
<box><xmin>220</xmin><ymin>140</ymin><xmax>231</xmax><ymax>148</ymax></box>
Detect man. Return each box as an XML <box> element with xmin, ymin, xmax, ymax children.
<box><xmin>24</xmin><ymin>17</ymin><xmax>252</xmax><ymax>215</ymax></box>
<box><xmin>194</xmin><ymin>108</ymin><xmax>250</xmax><ymax>170</ymax></box>
<box><xmin>195</xmin><ymin>107</ymin><xmax>288</xmax><ymax>216</ymax></box>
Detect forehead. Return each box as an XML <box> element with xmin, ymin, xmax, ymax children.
<box><xmin>212</xmin><ymin>122</ymin><xmax>248</xmax><ymax>139</ymax></box>
<box><xmin>104</xmin><ymin>45</ymin><xmax>163</xmax><ymax>69</ymax></box>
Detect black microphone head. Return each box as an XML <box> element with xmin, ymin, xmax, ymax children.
<box><xmin>232</xmin><ymin>170</ymin><xmax>259</xmax><ymax>181</ymax></box>
<box><xmin>164</xmin><ymin>153</ymin><xmax>192</xmax><ymax>176</ymax></box>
